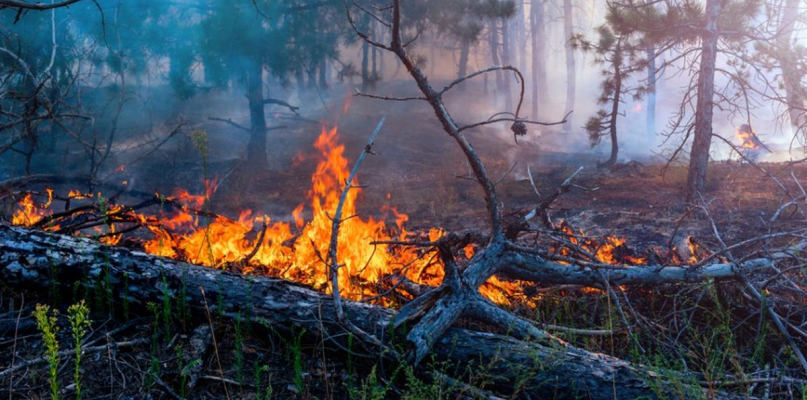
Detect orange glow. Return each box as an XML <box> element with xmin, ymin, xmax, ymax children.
<box><xmin>736</xmin><ymin>126</ymin><xmax>761</xmax><ymax>150</ymax></box>
<box><xmin>556</xmin><ymin>221</ymin><xmax>647</xmax><ymax>265</ymax></box>
<box><xmin>11</xmin><ymin>127</ymin><xmax>677</xmax><ymax>307</ymax></box>
<box><xmin>13</xmin><ymin>190</ymin><xmax>54</xmax><ymax>228</ymax></box>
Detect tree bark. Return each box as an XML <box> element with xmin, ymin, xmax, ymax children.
<box><xmin>0</xmin><ymin>225</ymin><xmax>747</xmax><ymax>399</ymax></box>
<box><xmin>457</xmin><ymin>38</ymin><xmax>470</xmax><ymax>94</ymax></box>
<box><xmin>515</xmin><ymin>0</ymin><xmax>527</xmax><ymax>75</ymax></box>
<box><xmin>563</xmin><ymin>0</ymin><xmax>575</xmax><ymax>132</ymax></box>
<box><xmin>685</xmin><ymin>0</ymin><xmax>721</xmax><ymax>201</ymax></box>
<box><xmin>319</xmin><ymin>57</ymin><xmax>328</xmax><ymax>90</ymax></box>
<box><xmin>604</xmin><ymin>42</ymin><xmax>622</xmax><ymax>168</ymax></box>
<box><xmin>530</xmin><ymin>0</ymin><xmax>548</xmax><ymax>119</ymax></box>
<box><xmin>777</xmin><ymin>0</ymin><xmax>805</xmax><ymax>132</ymax></box>
<box><xmin>501</xmin><ymin>18</ymin><xmax>513</xmax><ymax>111</ymax></box>
<box><xmin>246</xmin><ymin>59</ymin><xmax>268</xmax><ymax>170</ymax></box>
<box><xmin>646</xmin><ymin>47</ymin><xmax>657</xmax><ymax>137</ymax></box>
<box><xmin>361</xmin><ymin>28</ymin><xmax>371</xmax><ymax>91</ymax></box>
<box><xmin>488</xmin><ymin>19</ymin><xmax>504</xmax><ymax>93</ymax></box>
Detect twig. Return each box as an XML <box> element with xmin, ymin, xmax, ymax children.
<box><xmin>527</xmin><ymin>165</ymin><xmax>541</xmax><ymax>197</ymax></box>
<box><xmin>199</xmin><ymin>287</ymin><xmax>231</xmax><ymax>400</ymax></box>
<box><xmin>208</xmin><ymin>117</ymin><xmax>250</xmax><ymax>133</ymax></box>
<box><xmin>327</xmin><ymin>116</ymin><xmax>394</xmax><ymax>352</ymax></box>
<box><xmin>242</xmin><ymin>220</ymin><xmax>268</xmax><ymax>265</ymax></box>
<box><xmin>0</xmin><ymin>338</ymin><xmax>149</xmax><ymax>378</ymax></box>
<box><xmin>522</xmin><ymin>166</ymin><xmax>584</xmax><ymax>229</ymax></box>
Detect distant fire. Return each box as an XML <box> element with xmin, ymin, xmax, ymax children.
<box><xmin>736</xmin><ymin>124</ymin><xmax>762</xmax><ymax>151</ymax></box>
<box><xmin>9</xmin><ymin>126</ymin><xmax>704</xmax><ymax>306</ymax></box>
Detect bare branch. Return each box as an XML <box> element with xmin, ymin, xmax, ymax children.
<box><xmin>0</xmin><ymin>0</ymin><xmax>84</xmax><ymax>10</ymax></box>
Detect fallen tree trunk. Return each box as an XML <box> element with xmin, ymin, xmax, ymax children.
<box><xmin>0</xmin><ymin>225</ymin><xmax>740</xmax><ymax>399</ymax></box>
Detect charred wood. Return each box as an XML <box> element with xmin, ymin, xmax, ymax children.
<box><xmin>0</xmin><ymin>225</ymin><xmax>748</xmax><ymax>399</ymax></box>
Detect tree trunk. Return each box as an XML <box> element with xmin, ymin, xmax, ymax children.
<box><xmin>308</xmin><ymin>59</ymin><xmax>318</xmax><ymax>90</ymax></box>
<box><xmin>361</xmin><ymin>35</ymin><xmax>370</xmax><ymax>91</ymax></box>
<box><xmin>777</xmin><ymin>0</ymin><xmax>805</xmax><ymax>132</ymax></box>
<box><xmin>501</xmin><ymin>18</ymin><xmax>513</xmax><ymax>111</ymax></box>
<box><xmin>295</xmin><ymin>67</ymin><xmax>305</xmax><ymax>96</ymax></box>
<box><xmin>246</xmin><ymin>59</ymin><xmax>267</xmax><ymax>170</ymax></box>
<box><xmin>530</xmin><ymin>0</ymin><xmax>548</xmax><ymax>119</ymax></box>
<box><xmin>488</xmin><ymin>19</ymin><xmax>504</xmax><ymax>93</ymax></box>
<box><xmin>563</xmin><ymin>0</ymin><xmax>575</xmax><ymax>132</ymax></box>
<box><xmin>318</xmin><ymin>57</ymin><xmax>328</xmax><ymax>90</ymax></box>
<box><xmin>646</xmin><ymin>47</ymin><xmax>657</xmax><ymax>137</ymax></box>
<box><xmin>457</xmin><ymin>37</ymin><xmax>470</xmax><ymax>92</ymax></box>
<box><xmin>603</xmin><ymin>42</ymin><xmax>622</xmax><ymax>168</ymax></box>
<box><xmin>685</xmin><ymin>0</ymin><xmax>721</xmax><ymax>201</ymax></box>
<box><xmin>0</xmin><ymin>225</ymin><xmax>746</xmax><ymax>400</ymax></box>
<box><xmin>515</xmin><ymin>0</ymin><xmax>527</xmax><ymax>75</ymax></box>
<box><xmin>371</xmin><ymin>27</ymin><xmax>378</xmax><ymax>80</ymax></box>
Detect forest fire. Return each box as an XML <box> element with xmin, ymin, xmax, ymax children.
<box><xmin>9</xmin><ymin>127</ymin><xmax>446</xmax><ymax>304</ymax></box>
<box><xmin>9</xmin><ymin>127</ymin><xmax>701</xmax><ymax>306</ymax></box>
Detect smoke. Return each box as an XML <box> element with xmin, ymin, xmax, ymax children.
<box><xmin>1</xmin><ymin>0</ymin><xmax>805</xmax><ymax>196</ymax></box>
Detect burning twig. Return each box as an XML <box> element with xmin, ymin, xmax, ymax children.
<box><xmin>326</xmin><ymin>116</ymin><xmax>394</xmax><ymax>352</ymax></box>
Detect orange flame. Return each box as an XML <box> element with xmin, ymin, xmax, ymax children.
<box><xmin>13</xmin><ymin>190</ymin><xmax>54</xmax><ymax>228</ymax></box>
<box><xmin>736</xmin><ymin>126</ymin><xmax>761</xmax><ymax>150</ymax></box>
<box><xmin>14</xmin><ymin>127</ymin><xmax>662</xmax><ymax>307</ymax></box>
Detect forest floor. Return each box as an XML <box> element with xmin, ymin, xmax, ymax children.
<box><xmin>2</xmin><ymin>80</ymin><xmax>806</xmax><ymax>399</ymax></box>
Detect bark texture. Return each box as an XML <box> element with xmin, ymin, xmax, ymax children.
<box><xmin>777</xmin><ymin>0</ymin><xmax>805</xmax><ymax>131</ymax></box>
<box><xmin>530</xmin><ymin>0</ymin><xmax>548</xmax><ymax>119</ymax></box>
<box><xmin>564</xmin><ymin>0</ymin><xmax>575</xmax><ymax>132</ymax></box>
<box><xmin>685</xmin><ymin>0</ymin><xmax>721</xmax><ymax>200</ymax></box>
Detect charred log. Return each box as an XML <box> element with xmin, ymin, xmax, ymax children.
<box><xmin>0</xmin><ymin>225</ymin><xmax>746</xmax><ymax>399</ymax></box>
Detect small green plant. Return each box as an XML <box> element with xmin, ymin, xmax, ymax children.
<box><xmin>68</xmin><ymin>301</ymin><xmax>92</xmax><ymax>400</ymax></box>
<box><xmin>175</xmin><ymin>344</ymin><xmax>200</xmax><ymax>399</ymax></box>
<box><xmin>254</xmin><ymin>363</ymin><xmax>273</xmax><ymax>400</ymax></box>
<box><xmin>400</xmin><ymin>364</ymin><xmax>447</xmax><ymax>400</ymax></box>
<box><xmin>34</xmin><ymin>304</ymin><xmax>61</xmax><ymax>400</ymax></box>
<box><xmin>268</xmin><ymin>326</ymin><xmax>307</xmax><ymax>394</ymax></box>
<box><xmin>291</xmin><ymin>328</ymin><xmax>305</xmax><ymax>393</ymax></box>
<box><xmin>348</xmin><ymin>365</ymin><xmax>388</xmax><ymax>400</ymax></box>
